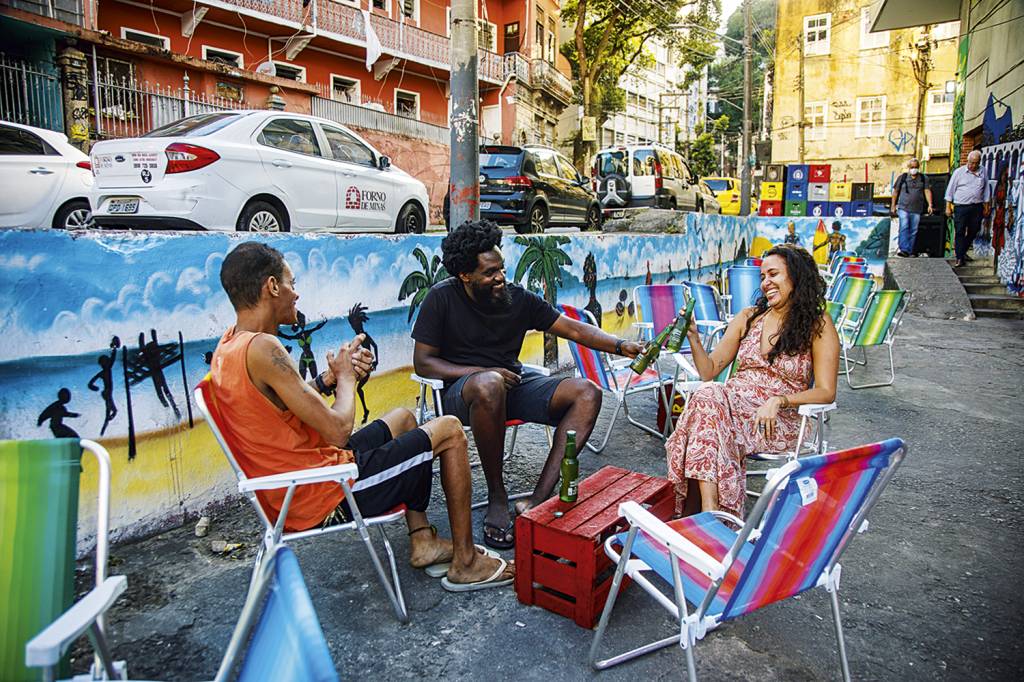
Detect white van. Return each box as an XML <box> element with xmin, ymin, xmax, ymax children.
<box><xmin>592</xmin><ymin>144</ymin><xmax>711</xmax><ymax>218</ymax></box>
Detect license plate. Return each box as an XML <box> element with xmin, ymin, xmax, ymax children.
<box><xmin>613</xmin><ymin>210</ymin><xmax>625</xmax><ymax>218</ymax></box>
<box><xmin>479</xmin><ymin>201</ymin><xmax>492</xmax><ymax>210</ymax></box>
<box><xmin>107</xmin><ymin>198</ymin><xmax>139</xmax><ymax>214</ymax></box>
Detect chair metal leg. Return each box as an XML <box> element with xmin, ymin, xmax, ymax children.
<box><xmin>377</xmin><ymin>525</ymin><xmax>408</xmax><ymax>621</ymax></box>
<box><xmin>845</xmin><ymin>343</ymin><xmax>896</xmax><ymax>390</ymax></box>
<box><xmin>586</xmin><ymin>392</ymin><xmax>623</xmax><ymax>453</ymax></box>
<box><xmin>624</xmin><ymin>390</ymin><xmax>668</xmax><ymax>441</ymax></box>
<box><xmin>342</xmin><ymin>481</ymin><xmax>409</xmax><ymax>623</ymax></box>
<box><xmin>829</xmin><ymin>586</ymin><xmax>852</xmax><ymax>682</ymax></box>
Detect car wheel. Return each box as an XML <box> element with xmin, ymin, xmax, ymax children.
<box><xmin>527</xmin><ymin>203</ymin><xmax>548</xmax><ymax>233</ymax></box>
<box><xmin>584</xmin><ymin>204</ymin><xmax>602</xmax><ymax>231</ymax></box>
<box><xmin>669</xmin><ymin>198</ymin><xmax>678</xmax><ymax>211</ymax></box>
<box><xmin>53</xmin><ymin>200</ymin><xmax>92</xmax><ymax>230</ymax></box>
<box><xmin>237</xmin><ymin>201</ymin><xmax>288</xmax><ymax>232</ymax></box>
<box><xmin>696</xmin><ymin>201</ymin><xmax>704</xmax><ymax>214</ymax></box>
<box><xmin>396</xmin><ymin>202</ymin><xmax>425</xmax><ymax>234</ymax></box>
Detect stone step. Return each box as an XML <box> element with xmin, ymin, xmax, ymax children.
<box><xmin>957</xmin><ymin>275</ymin><xmax>1001</xmax><ymax>285</ymax></box>
<box><xmin>964</xmin><ymin>283</ymin><xmax>1012</xmax><ymax>296</ymax></box>
<box><xmin>973</xmin><ymin>307</ymin><xmax>1024</xmax><ymax>320</ymax></box>
<box><xmin>951</xmin><ymin>263</ymin><xmax>994</xmax><ymax>275</ymax></box>
<box><xmin>967</xmin><ymin>294</ymin><xmax>1024</xmax><ymax>312</ymax></box>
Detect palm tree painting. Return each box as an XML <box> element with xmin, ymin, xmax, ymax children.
<box><xmin>512</xmin><ymin>235</ymin><xmax>572</xmax><ymax>366</ymax></box>
<box><xmin>398</xmin><ymin>246</ymin><xmax>449</xmax><ymax>322</ymax></box>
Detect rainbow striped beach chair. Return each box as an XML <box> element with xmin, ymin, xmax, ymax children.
<box><xmin>559</xmin><ymin>304</ymin><xmax>673</xmax><ymax>452</ymax></box>
<box><xmin>840</xmin><ymin>290</ymin><xmax>911</xmax><ymax>389</ymax></box>
<box><xmin>1</xmin><ymin>439</ymin><xmax>112</xmax><ymax>682</ymax></box>
<box><xmin>590</xmin><ymin>438</ymin><xmax>908</xmax><ymax>680</ymax></box>
<box><xmin>632</xmin><ymin>284</ymin><xmax>687</xmax><ymax>343</ymax></box>
<box><xmin>26</xmin><ymin>544</ymin><xmax>339</xmax><ymax>682</ymax></box>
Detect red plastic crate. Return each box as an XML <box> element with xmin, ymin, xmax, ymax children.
<box><xmin>759</xmin><ymin>200</ymin><xmax>783</xmax><ymax>216</ymax></box>
<box><xmin>809</xmin><ymin>164</ymin><xmax>832</xmax><ymax>183</ymax></box>
<box><xmin>514</xmin><ymin>466</ymin><xmax>673</xmax><ymax>628</ymax></box>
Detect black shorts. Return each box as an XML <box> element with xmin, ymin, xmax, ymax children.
<box><xmin>325</xmin><ymin>420</ymin><xmax>433</xmax><ymax>523</ymax></box>
<box><xmin>441</xmin><ymin>369</ymin><xmax>568</xmax><ymax>427</ymax></box>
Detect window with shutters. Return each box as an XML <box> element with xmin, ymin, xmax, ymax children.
<box><xmin>395</xmin><ymin>89</ymin><xmax>420</xmax><ymax>120</ymax></box>
<box><xmin>547</xmin><ymin>17</ymin><xmax>556</xmax><ymax>64</ymax></box>
<box><xmin>504</xmin><ymin>22</ymin><xmax>521</xmax><ymax>54</ymax></box>
<box><xmin>273</xmin><ymin>62</ymin><xmax>306</xmax><ymax>82</ymax></box>
<box><xmin>330</xmin><ymin>75</ymin><xmax>361</xmax><ymax>104</ymax></box>
<box><xmin>479</xmin><ymin>19</ymin><xmax>497</xmax><ymax>52</ymax></box>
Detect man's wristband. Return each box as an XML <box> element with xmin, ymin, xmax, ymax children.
<box><xmin>314</xmin><ymin>373</ymin><xmax>335</xmax><ymax>396</ymax></box>
<box><xmin>614</xmin><ymin>338</ymin><xmax>624</xmax><ymax>355</ymax></box>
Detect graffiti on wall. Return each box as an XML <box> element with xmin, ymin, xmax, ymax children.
<box><xmin>887</xmin><ymin>129</ymin><xmax>915</xmax><ymax>153</ymax></box>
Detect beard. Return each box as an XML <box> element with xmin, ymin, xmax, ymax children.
<box><xmin>473</xmin><ymin>281</ymin><xmax>513</xmax><ymax>309</ymax></box>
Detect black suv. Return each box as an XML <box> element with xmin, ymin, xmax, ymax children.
<box><xmin>444</xmin><ymin>144</ymin><xmax>601</xmax><ymax>233</ymax></box>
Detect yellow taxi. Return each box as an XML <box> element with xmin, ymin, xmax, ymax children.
<box><xmin>702</xmin><ymin>176</ymin><xmax>742</xmax><ymax>215</ymax></box>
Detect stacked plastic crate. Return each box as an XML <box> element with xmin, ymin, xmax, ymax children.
<box><xmin>761</xmin><ymin>163</ymin><xmax>875</xmax><ymax>217</ymax></box>
<box><xmin>758</xmin><ymin>164</ymin><xmax>786</xmax><ymax>216</ymax></box>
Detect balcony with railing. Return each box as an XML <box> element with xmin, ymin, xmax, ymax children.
<box><xmin>198</xmin><ymin>0</ymin><xmax>504</xmax><ymax>82</ymax></box>
<box><xmin>3</xmin><ymin>0</ymin><xmax>89</xmax><ymax>27</ymax></box>
<box><xmin>529</xmin><ymin>58</ymin><xmax>574</xmax><ymax>105</ymax></box>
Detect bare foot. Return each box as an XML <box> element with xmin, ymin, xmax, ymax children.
<box><xmin>513</xmin><ymin>499</ymin><xmax>534</xmax><ymax>516</ymax></box>
<box><xmin>446</xmin><ymin>553</ymin><xmax>515</xmax><ymax>584</ymax></box>
<box><xmin>408</xmin><ymin>527</ymin><xmax>454</xmax><ymax>568</ymax></box>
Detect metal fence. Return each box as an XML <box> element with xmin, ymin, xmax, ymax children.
<box><xmin>312</xmin><ymin>95</ymin><xmax>451</xmax><ymax>145</ymax></box>
<box><xmin>0</xmin><ymin>54</ymin><xmax>64</xmax><ymax>132</ymax></box>
<box><xmin>88</xmin><ymin>73</ymin><xmax>239</xmax><ymax>140</ymax></box>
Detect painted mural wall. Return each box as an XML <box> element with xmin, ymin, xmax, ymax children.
<box><xmin>0</xmin><ymin>213</ymin><xmax>890</xmax><ymax>552</ymax></box>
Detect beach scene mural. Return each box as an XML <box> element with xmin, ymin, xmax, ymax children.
<box><xmin>748</xmin><ymin>215</ymin><xmax>896</xmax><ymax>274</ymax></box>
<box><xmin>0</xmin><ymin>212</ymin><xmax>896</xmax><ymax>549</ymax></box>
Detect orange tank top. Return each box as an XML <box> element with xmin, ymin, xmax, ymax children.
<box><xmin>211</xmin><ymin>327</ymin><xmax>352</xmax><ymax>531</ymax></box>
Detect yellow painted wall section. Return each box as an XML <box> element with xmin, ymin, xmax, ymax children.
<box><xmin>771</xmin><ymin>0</ymin><xmax>960</xmax><ymax>189</ymax></box>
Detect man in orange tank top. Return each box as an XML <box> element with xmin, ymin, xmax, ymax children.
<box><xmin>212</xmin><ymin>242</ymin><xmax>513</xmax><ymax>591</ymax></box>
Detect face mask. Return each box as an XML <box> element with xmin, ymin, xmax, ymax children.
<box><xmin>909</xmin><ymin>168</ymin><xmax>919</xmax><ymax>176</ymax></box>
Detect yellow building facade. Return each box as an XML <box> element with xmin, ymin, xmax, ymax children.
<box><xmin>771</xmin><ymin>0</ymin><xmax>959</xmax><ymax>193</ymax></box>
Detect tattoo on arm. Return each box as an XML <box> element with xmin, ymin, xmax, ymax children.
<box><xmin>270</xmin><ymin>347</ymin><xmax>296</xmax><ymax>374</ymax></box>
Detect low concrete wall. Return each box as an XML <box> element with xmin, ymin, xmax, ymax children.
<box><xmin>885</xmin><ymin>257</ymin><xmax>975</xmax><ymax>320</ymax></box>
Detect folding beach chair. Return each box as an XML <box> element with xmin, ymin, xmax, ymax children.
<box><xmin>194</xmin><ymin>376</ymin><xmax>409</xmax><ymax>623</ymax></box>
<box><xmin>723</xmin><ymin>266</ymin><xmax>761</xmax><ymax>319</ymax></box>
<box><xmin>1</xmin><ymin>438</ymin><xmax>113</xmax><ymax>682</ymax></box>
<box><xmin>819</xmin><ymin>250</ymin><xmax>856</xmax><ymax>272</ymax></box>
<box><xmin>410</xmin><ymin>369</ymin><xmax>552</xmax><ymax>509</ymax></box>
<box><xmin>632</xmin><ymin>284</ymin><xmax>688</xmax><ymax>343</ymax></box>
<box><xmin>840</xmin><ymin>290</ymin><xmax>910</xmax><ymax>390</ymax></box>
<box><xmin>743</xmin><ymin>257</ymin><xmax>763</xmax><ymax>267</ymax></box>
<box><xmin>681</xmin><ymin>281</ymin><xmax>727</xmax><ymax>340</ymax></box>
<box><xmin>590</xmin><ymin>438</ymin><xmax>908</xmax><ymax>681</ymax></box>
<box><xmin>559</xmin><ymin>304</ymin><xmax>674</xmax><ymax>452</ymax></box>
<box><xmin>827</xmin><ymin>274</ymin><xmax>875</xmax><ymax>329</ymax></box>
<box><xmin>26</xmin><ymin>544</ymin><xmax>339</xmax><ymax>682</ymax></box>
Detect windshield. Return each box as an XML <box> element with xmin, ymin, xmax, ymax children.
<box><xmin>595</xmin><ymin>151</ymin><xmax>627</xmax><ymax>177</ymax></box>
<box><xmin>704</xmin><ymin>179</ymin><xmax>731</xmax><ymax>192</ymax></box>
<box><xmin>144</xmin><ymin>113</ymin><xmax>241</xmax><ymax>138</ymax></box>
<box><xmin>480</xmin><ymin>152</ymin><xmax>522</xmax><ymax>170</ymax></box>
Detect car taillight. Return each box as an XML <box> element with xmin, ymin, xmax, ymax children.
<box><xmin>654</xmin><ymin>159</ymin><xmax>663</xmax><ymax>190</ymax></box>
<box><xmin>76</xmin><ymin>160</ymin><xmax>91</xmax><ymax>171</ymax></box>
<box><xmin>165</xmin><ymin>143</ymin><xmax>220</xmax><ymax>173</ymax></box>
<box><xmin>502</xmin><ymin>175</ymin><xmax>533</xmax><ymax>189</ymax></box>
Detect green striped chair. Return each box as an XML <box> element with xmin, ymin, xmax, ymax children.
<box><xmin>0</xmin><ymin>439</ymin><xmax>113</xmax><ymax>682</ymax></box>
<box><xmin>828</xmin><ymin>275</ymin><xmax>875</xmax><ymax>333</ymax></box>
<box><xmin>826</xmin><ymin>300</ymin><xmax>845</xmax><ymax>326</ymax></box>
<box><xmin>840</xmin><ymin>290</ymin><xmax>911</xmax><ymax>389</ymax></box>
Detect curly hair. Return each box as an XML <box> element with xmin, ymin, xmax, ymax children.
<box><xmin>441</xmin><ymin>219</ymin><xmax>503</xmax><ymax>275</ymax></box>
<box><xmin>743</xmin><ymin>243</ymin><xmax>826</xmax><ymax>364</ymax></box>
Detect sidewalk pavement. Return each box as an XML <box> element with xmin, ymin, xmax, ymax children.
<box><xmin>73</xmin><ymin>312</ymin><xmax>1024</xmax><ymax>681</ymax></box>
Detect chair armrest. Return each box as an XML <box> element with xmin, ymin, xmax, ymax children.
<box><xmin>410</xmin><ymin>373</ymin><xmax>444</xmax><ymax>390</ymax></box>
<box><xmin>671</xmin><ymin>353</ymin><xmax>700</xmax><ymax>380</ymax></box>
<box><xmin>618</xmin><ymin>501</ymin><xmax>725</xmax><ymax>580</ymax></box>
<box><xmin>239</xmin><ymin>462</ymin><xmax>360</xmax><ymax>493</ymax></box>
<box><xmin>521</xmin><ymin>363</ymin><xmax>551</xmax><ymax>376</ymax></box>
<box><xmin>798</xmin><ymin>402</ymin><xmax>837</xmax><ymax>417</ymax></box>
<box><xmin>25</xmin><ymin>575</ymin><xmax>127</xmax><ymax>668</ymax></box>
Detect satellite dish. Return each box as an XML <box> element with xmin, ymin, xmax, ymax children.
<box><xmin>256</xmin><ymin>61</ymin><xmax>276</xmax><ymax>77</ymax></box>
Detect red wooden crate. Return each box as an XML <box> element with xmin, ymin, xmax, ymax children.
<box><xmin>514</xmin><ymin>466</ymin><xmax>673</xmax><ymax>628</ymax></box>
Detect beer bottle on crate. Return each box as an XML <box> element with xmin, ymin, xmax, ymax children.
<box><xmin>629</xmin><ymin>323</ymin><xmax>673</xmax><ymax>375</ymax></box>
<box><xmin>665</xmin><ymin>299</ymin><xmax>697</xmax><ymax>353</ymax></box>
<box><xmin>559</xmin><ymin>430</ymin><xmax>579</xmax><ymax>503</ymax></box>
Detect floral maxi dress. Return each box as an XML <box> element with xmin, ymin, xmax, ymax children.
<box><xmin>665</xmin><ymin>314</ymin><xmax>813</xmax><ymax>518</ymax></box>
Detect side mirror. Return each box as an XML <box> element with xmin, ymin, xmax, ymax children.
<box><xmin>578</xmin><ymin>175</ymin><xmax>590</xmax><ymax>185</ymax></box>
<box><xmin>378</xmin><ymin>155</ymin><xmax>391</xmax><ymax>170</ymax></box>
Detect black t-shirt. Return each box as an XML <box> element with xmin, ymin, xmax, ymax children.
<box><xmin>411</xmin><ymin>278</ymin><xmax>561</xmax><ymax>380</ymax></box>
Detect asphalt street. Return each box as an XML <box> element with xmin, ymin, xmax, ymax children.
<box><xmin>73</xmin><ymin>311</ymin><xmax>1024</xmax><ymax>681</ymax></box>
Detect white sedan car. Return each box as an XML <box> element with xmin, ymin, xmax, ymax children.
<box><xmin>0</xmin><ymin>120</ymin><xmax>93</xmax><ymax>229</ymax></box>
<box><xmin>90</xmin><ymin>110</ymin><xmax>429</xmax><ymax>233</ymax></box>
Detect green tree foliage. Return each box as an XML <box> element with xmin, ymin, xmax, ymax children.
<box><xmin>708</xmin><ymin>0</ymin><xmax>776</xmax><ymax>137</ymax></box>
<box><xmin>512</xmin><ymin>235</ymin><xmax>572</xmax><ymax>365</ymax></box>
<box><xmin>685</xmin><ymin>123</ymin><xmax>719</xmax><ymax>178</ymax></box>
<box><xmin>398</xmin><ymin>247</ymin><xmax>448</xmax><ymax>322</ymax></box>
<box><xmin>560</xmin><ymin>0</ymin><xmax>720</xmax><ymax>165</ymax></box>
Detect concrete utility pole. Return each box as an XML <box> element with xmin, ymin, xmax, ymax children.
<box><xmin>911</xmin><ymin>26</ymin><xmax>933</xmax><ymax>161</ymax></box>
<box><xmin>740</xmin><ymin>0</ymin><xmax>752</xmax><ymax>216</ymax></box>
<box><xmin>449</xmin><ymin>0</ymin><xmax>479</xmax><ymax>229</ymax></box>
<box><xmin>797</xmin><ymin>35</ymin><xmax>805</xmax><ymax>163</ymax></box>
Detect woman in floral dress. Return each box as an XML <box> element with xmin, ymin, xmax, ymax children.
<box><xmin>666</xmin><ymin>244</ymin><xmax>840</xmax><ymax>518</ymax></box>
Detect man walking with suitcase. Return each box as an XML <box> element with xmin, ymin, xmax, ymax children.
<box><xmin>891</xmin><ymin>157</ymin><xmax>934</xmax><ymax>257</ymax></box>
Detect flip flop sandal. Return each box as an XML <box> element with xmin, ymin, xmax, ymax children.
<box><xmin>424</xmin><ymin>545</ymin><xmax>499</xmax><ymax>578</ymax></box>
<box><xmin>440</xmin><ymin>558</ymin><xmax>515</xmax><ymax>593</ymax></box>
<box><xmin>482</xmin><ymin>519</ymin><xmax>515</xmax><ymax>550</ymax></box>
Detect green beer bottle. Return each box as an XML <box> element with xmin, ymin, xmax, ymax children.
<box><xmin>559</xmin><ymin>430</ymin><xmax>579</xmax><ymax>503</ymax></box>
<box><xmin>629</xmin><ymin>323</ymin><xmax>673</xmax><ymax>375</ymax></box>
<box><xmin>665</xmin><ymin>299</ymin><xmax>697</xmax><ymax>353</ymax></box>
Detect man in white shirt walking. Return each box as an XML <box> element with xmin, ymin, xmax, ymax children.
<box><xmin>945</xmin><ymin>150</ymin><xmax>991</xmax><ymax>268</ymax></box>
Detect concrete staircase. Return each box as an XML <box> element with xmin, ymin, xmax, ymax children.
<box><xmin>951</xmin><ymin>260</ymin><xmax>1024</xmax><ymax>319</ymax></box>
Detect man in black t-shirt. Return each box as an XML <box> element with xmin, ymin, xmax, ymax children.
<box><xmin>412</xmin><ymin>221</ymin><xmax>643</xmax><ymax>550</ymax></box>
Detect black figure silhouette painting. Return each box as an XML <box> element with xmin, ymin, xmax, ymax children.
<box><xmin>122</xmin><ymin>330</ymin><xmax>190</xmax><ymax>460</ymax></box>
<box><xmin>37</xmin><ymin>388</ymin><xmax>80</xmax><ymax>438</ymax></box>
<box><xmin>347</xmin><ymin>303</ymin><xmax>378</xmax><ymax>424</ymax></box>
<box><xmin>87</xmin><ymin>336</ymin><xmax>121</xmax><ymax>436</ymax></box>
<box><xmin>279</xmin><ymin>310</ymin><xmax>327</xmax><ymax>380</ymax></box>
<box><xmin>583</xmin><ymin>253</ymin><xmax>602</xmax><ymax>325</ymax></box>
